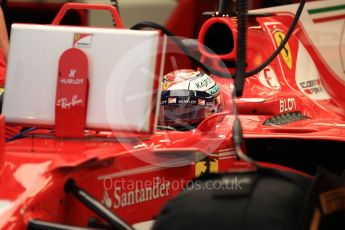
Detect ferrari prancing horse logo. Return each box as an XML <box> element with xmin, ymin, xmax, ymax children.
<box><xmin>274</xmin><ymin>31</ymin><xmax>293</xmax><ymax>69</ymax></box>
<box><xmin>195</xmin><ymin>157</ymin><xmax>218</xmax><ymax>177</ymax></box>
<box><xmin>73</xmin><ymin>33</ymin><xmax>93</xmax><ymax>48</ymax></box>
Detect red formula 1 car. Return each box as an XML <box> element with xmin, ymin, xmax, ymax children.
<box><xmin>0</xmin><ymin>0</ymin><xmax>344</xmax><ymax>229</ymax></box>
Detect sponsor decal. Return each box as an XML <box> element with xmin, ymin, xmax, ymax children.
<box><xmin>273</xmin><ymin>30</ymin><xmax>292</xmax><ymax>69</ymax></box>
<box><xmin>168</xmin><ymin>98</ymin><xmax>176</xmax><ymax>104</ymax></box>
<box><xmin>195</xmin><ymin>157</ymin><xmax>218</xmax><ymax>177</ymax></box>
<box><xmin>206</xmin><ymin>85</ymin><xmax>220</xmax><ymax>95</ymax></box>
<box><xmin>102</xmin><ymin>177</ymin><xmax>171</xmax><ymax>209</ymax></box>
<box><xmin>279</xmin><ymin>98</ymin><xmax>297</xmax><ymax>113</ymax></box>
<box><xmin>163</xmin><ymin>98</ymin><xmax>200</xmax><ymax>105</ymax></box>
<box><xmin>308</xmin><ymin>4</ymin><xmax>345</xmax><ymax>23</ymax></box>
<box><xmin>299</xmin><ymin>79</ymin><xmax>328</xmax><ymax>98</ymax></box>
<box><xmin>163</xmin><ymin>71</ymin><xmax>215</xmax><ymax>91</ymax></box>
<box><xmin>258</xmin><ymin>66</ymin><xmax>280</xmax><ymax>89</ymax></box>
<box><xmin>198</xmin><ymin>99</ymin><xmax>205</xmax><ymax>106</ymax></box>
<box><xmin>69</xmin><ymin>69</ymin><xmax>77</xmax><ymax>78</ymax></box>
<box><xmin>195</xmin><ymin>78</ymin><xmax>213</xmax><ymax>89</ymax></box>
<box><xmin>295</xmin><ymin>42</ymin><xmax>330</xmax><ymax>100</ymax></box>
<box><xmin>164</xmin><ymin>73</ymin><xmax>175</xmax><ymax>82</ymax></box>
<box><xmin>162</xmin><ymin>82</ymin><xmax>171</xmax><ymax>90</ymax></box>
<box><xmin>73</xmin><ymin>33</ymin><xmax>93</xmax><ymax>48</ymax></box>
<box><xmin>60</xmin><ymin>69</ymin><xmax>84</xmax><ymax>85</ymax></box>
<box><xmin>164</xmin><ymin>70</ymin><xmax>199</xmax><ymax>82</ymax></box>
<box><xmin>57</xmin><ymin>95</ymin><xmax>83</xmax><ymax>109</ymax></box>
<box><xmin>302</xmin><ymin>4</ymin><xmax>345</xmax><ymax>81</ymax></box>
<box><xmin>178</xmin><ymin>98</ymin><xmax>197</xmax><ymax>104</ymax></box>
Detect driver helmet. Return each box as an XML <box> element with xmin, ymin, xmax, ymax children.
<box><xmin>158</xmin><ymin>69</ymin><xmax>222</xmax><ymax>128</ymax></box>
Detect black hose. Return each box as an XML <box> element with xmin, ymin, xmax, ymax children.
<box><xmin>243</xmin><ymin>0</ymin><xmax>306</xmax><ymax>77</ymax></box>
<box><xmin>235</xmin><ymin>0</ymin><xmax>248</xmax><ymax>97</ymax></box>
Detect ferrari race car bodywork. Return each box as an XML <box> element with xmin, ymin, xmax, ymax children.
<box><xmin>0</xmin><ymin>0</ymin><xmax>344</xmax><ymax>229</ymax></box>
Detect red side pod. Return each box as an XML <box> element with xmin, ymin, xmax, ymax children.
<box><xmin>55</xmin><ymin>48</ymin><xmax>89</xmax><ymax>138</ymax></box>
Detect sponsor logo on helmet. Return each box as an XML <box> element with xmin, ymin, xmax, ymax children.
<box><xmin>192</xmin><ymin>74</ymin><xmax>215</xmax><ymax>91</ymax></box>
<box><xmin>168</xmin><ymin>98</ymin><xmax>177</xmax><ymax>104</ymax></box>
<box><xmin>198</xmin><ymin>99</ymin><xmax>206</xmax><ymax>105</ymax></box>
<box><xmin>206</xmin><ymin>84</ymin><xmax>220</xmax><ymax>95</ymax></box>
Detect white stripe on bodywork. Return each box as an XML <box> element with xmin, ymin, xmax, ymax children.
<box><xmin>97</xmin><ymin>156</ymin><xmax>197</xmax><ymax>180</ymax></box>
